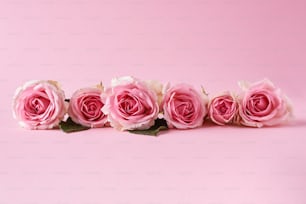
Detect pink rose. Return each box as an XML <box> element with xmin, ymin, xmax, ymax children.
<box><xmin>68</xmin><ymin>86</ymin><xmax>107</xmax><ymax>128</ymax></box>
<box><xmin>162</xmin><ymin>84</ymin><xmax>208</xmax><ymax>129</ymax></box>
<box><xmin>101</xmin><ymin>76</ymin><xmax>159</xmax><ymax>131</ymax></box>
<box><xmin>12</xmin><ymin>80</ymin><xmax>66</xmax><ymax>130</ymax></box>
<box><xmin>238</xmin><ymin>79</ymin><xmax>292</xmax><ymax>127</ymax></box>
<box><xmin>145</xmin><ymin>80</ymin><xmax>163</xmax><ymax>107</ymax></box>
<box><xmin>208</xmin><ymin>92</ymin><xmax>238</xmax><ymax>125</ymax></box>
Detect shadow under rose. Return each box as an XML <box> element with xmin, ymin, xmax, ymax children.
<box><xmin>287</xmin><ymin>119</ymin><xmax>306</xmax><ymax>128</ymax></box>
<box><xmin>201</xmin><ymin>118</ymin><xmax>306</xmax><ymax>129</ymax></box>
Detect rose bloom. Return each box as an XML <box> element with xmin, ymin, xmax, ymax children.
<box><xmin>68</xmin><ymin>86</ymin><xmax>107</xmax><ymax>128</ymax></box>
<box><xmin>12</xmin><ymin>80</ymin><xmax>66</xmax><ymax>130</ymax></box>
<box><xmin>101</xmin><ymin>76</ymin><xmax>159</xmax><ymax>131</ymax></box>
<box><xmin>208</xmin><ymin>92</ymin><xmax>238</xmax><ymax>125</ymax></box>
<box><xmin>238</xmin><ymin>79</ymin><xmax>292</xmax><ymax>127</ymax></box>
<box><xmin>145</xmin><ymin>80</ymin><xmax>163</xmax><ymax>107</ymax></box>
<box><xmin>162</xmin><ymin>84</ymin><xmax>208</xmax><ymax>129</ymax></box>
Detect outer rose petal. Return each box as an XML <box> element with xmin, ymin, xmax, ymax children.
<box><xmin>145</xmin><ymin>80</ymin><xmax>163</xmax><ymax>107</ymax></box>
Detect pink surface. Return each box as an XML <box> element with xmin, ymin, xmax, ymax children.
<box><xmin>1</xmin><ymin>0</ymin><xmax>306</xmax><ymax>203</ymax></box>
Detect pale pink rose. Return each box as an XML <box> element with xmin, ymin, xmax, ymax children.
<box><xmin>238</xmin><ymin>79</ymin><xmax>292</xmax><ymax>127</ymax></box>
<box><xmin>145</xmin><ymin>80</ymin><xmax>163</xmax><ymax>107</ymax></box>
<box><xmin>101</xmin><ymin>76</ymin><xmax>159</xmax><ymax>131</ymax></box>
<box><xmin>12</xmin><ymin>80</ymin><xmax>66</xmax><ymax>130</ymax></box>
<box><xmin>162</xmin><ymin>84</ymin><xmax>208</xmax><ymax>129</ymax></box>
<box><xmin>208</xmin><ymin>92</ymin><xmax>238</xmax><ymax>125</ymax></box>
<box><xmin>68</xmin><ymin>86</ymin><xmax>107</xmax><ymax>128</ymax></box>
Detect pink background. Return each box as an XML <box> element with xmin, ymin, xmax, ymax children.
<box><xmin>1</xmin><ymin>0</ymin><xmax>306</xmax><ymax>203</ymax></box>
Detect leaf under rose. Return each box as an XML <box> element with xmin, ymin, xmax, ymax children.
<box><xmin>59</xmin><ymin>117</ymin><xmax>90</xmax><ymax>133</ymax></box>
<box><xmin>128</xmin><ymin>118</ymin><xmax>168</xmax><ymax>136</ymax></box>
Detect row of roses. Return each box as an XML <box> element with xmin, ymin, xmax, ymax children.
<box><xmin>12</xmin><ymin>77</ymin><xmax>292</xmax><ymax>134</ymax></box>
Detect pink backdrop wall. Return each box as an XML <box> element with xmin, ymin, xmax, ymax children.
<box><xmin>1</xmin><ymin>0</ymin><xmax>306</xmax><ymax>203</ymax></box>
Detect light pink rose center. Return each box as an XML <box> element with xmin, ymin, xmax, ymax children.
<box><xmin>25</xmin><ymin>92</ymin><xmax>50</xmax><ymax>116</ymax></box>
<box><xmin>120</xmin><ymin>96</ymin><xmax>137</xmax><ymax>114</ymax></box>
<box><xmin>246</xmin><ymin>93</ymin><xmax>273</xmax><ymax>117</ymax></box>
<box><xmin>79</xmin><ymin>96</ymin><xmax>104</xmax><ymax>121</ymax></box>
<box><xmin>170</xmin><ymin>94</ymin><xmax>198</xmax><ymax>123</ymax></box>
<box><xmin>174</xmin><ymin>100</ymin><xmax>194</xmax><ymax>118</ymax></box>
<box><xmin>214</xmin><ymin>99</ymin><xmax>233</xmax><ymax>115</ymax></box>
<box><xmin>117</xmin><ymin>94</ymin><xmax>149</xmax><ymax>117</ymax></box>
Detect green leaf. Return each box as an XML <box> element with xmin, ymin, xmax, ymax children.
<box><xmin>128</xmin><ymin>118</ymin><xmax>168</xmax><ymax>136</ymax></box>
<box><xmin>59</xmin><ymin>117</ymin><xmax>90</xmax><ymax>133</ymax></box>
